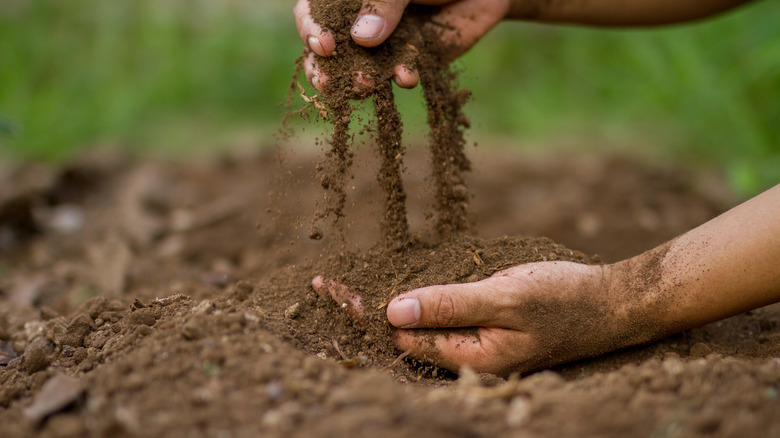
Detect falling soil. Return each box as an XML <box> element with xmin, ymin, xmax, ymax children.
<box><xmin>303</xmin><ymin>0</ymin><xmax>471</xmax><ymax>244</ymax></box>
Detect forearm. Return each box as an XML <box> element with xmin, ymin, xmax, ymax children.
<box><xmin>617</xmin><ymin>184</ymin><xmax>780</xmax><ymax>336</ymax></box>
<box><xmin>507</xmin><ymin>0</ymin><xmax>755</xmax><ymax>26</ymax></box>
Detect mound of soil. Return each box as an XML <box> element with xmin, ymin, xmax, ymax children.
<box><xmin>1</xmin><ymin>147</ymin><xmax>778</xmax><ymax>437</ymax></box>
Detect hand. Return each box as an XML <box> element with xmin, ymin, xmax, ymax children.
<box><xmin>386</xmin><ymin>261</ymin><xmax>645</xmax><ymax>376</ymax></box>
<box><xmin>294</xmin><ymin>0</ymin><xmax>510</xmax><ymax>92</ymax></box>
<box><xmin>314</xmin><ymin>260</ymin><xmax>659</xmax><ymax>376</ymax></box>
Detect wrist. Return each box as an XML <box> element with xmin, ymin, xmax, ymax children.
<box><xmin>604</xmin><ymin>249</ymin><xmax>676</xmax><ymax>348</ymax></box>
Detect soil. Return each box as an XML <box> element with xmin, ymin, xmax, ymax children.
<box><xmin>301</xmin><ymin>1</ymin><xmax>471</xmax><ymax>243</ymax></box>
<box><xmin>1</xmin><ymin>146</ymin><xmax>779</xmax><ymax>437</ymax></box>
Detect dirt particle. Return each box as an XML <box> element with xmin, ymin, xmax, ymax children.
<box><xmin>24</xmin><ymin>336</ymin><xmax>54</xmax><ymax>374</ymax></box>
<box><xmin>59</xmin><ymin>314</ymin><xmax>94</xmax><ymax>348</ymax></box>
<box><xmin>308</xmin><ymin>226</ymin><xmax>323</xmax><ymax>240</ymax></box>
<box><xmin>126</xmin><ymin>308</ymin><xmax>157</xmax><ymax>327</ymax></box>
<box><xmin>285</xmin><ymin>302</ymin><xmax>302</xmax><ymax>320</ymax></box>
<box><xmin>234</xmin><ymin>281</ymin><xmax>254</xmax><ymax>301</ymax></box>
<box><xmin>689</xmin><ymin>342</ymin><xmax>713</xmax><ymax>357</ymax></box>
<box><xmin>181</xmin><ymin>323</ymin><xmax>205</xmax><ymax>341</ymax></box>
<box><xmin>191</xmin><ymin>300</ymin><xmax>215</xmax><ymax>315</ymax></box>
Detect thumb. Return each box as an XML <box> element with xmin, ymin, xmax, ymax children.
<box><xmin>351</xmin><ymin>0</ymin><xmax>411</xmax><ymax>47</ymax></box>
<box><xmin>386</xmin><ymin>276</ymin><xmax>513</xmax><ymax>328</ymax></box>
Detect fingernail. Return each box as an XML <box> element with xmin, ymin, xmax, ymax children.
<box><xmin>387</xmin><ymin>298</ymin><xmax>420</xmax><ymax>328</ymax></box>
<box><xmin>351</xmin><ymin>14</ymin><xmax>384</xmax><ymax>40</ymax></box>
<box><xmin>308</xmin><ymin>36</ymin><xmax>325</xmax><ymax>56</ymax></box>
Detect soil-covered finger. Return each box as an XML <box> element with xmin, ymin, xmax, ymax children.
<box><xmin>389</xmin><ymin>277</ymin><xmax>518</xmax><ymax>328</ymax></box>
<box><xmin>395</xmin><ymin>327</ymin><xmax>531</xmax><ymax>375</ymax></box>
<box><xmin>295</xmin><ymin>0</ymin><xmax>336</xmax><ymax>56</ymax></box>
<box><xmin>304</xmin><ymin>52</ymin><xmax>328</xmax><ymax>91</ymax></box>
<box><xmin>351</xmin><ymin>0</ymin><xmax>412</xmax><ymax>47</ymax></box>
<box><xmin>311</xmin><ymin>276</ymin><xmax>365</xmax><ymax>320</ymax></box>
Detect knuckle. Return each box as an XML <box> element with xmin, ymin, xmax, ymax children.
<box><xmin>431</xmin><ymin>293</ymin><xmax>458</xmax><ymax>326</ymax></box>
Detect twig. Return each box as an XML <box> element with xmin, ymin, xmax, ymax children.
<box><xmin>467</xmin><ymin>249</ymin><xmax>484</xmax><ymax>267</ymax></box>
<box><xmin>382</xmin><ymin>350</ymin><xmax>411</xmax><ymax>371</ymax></box>
<box><xmin>331</xmin><ymin>338</ymin><xmax>348</xmax><ymax>361</ymax></box>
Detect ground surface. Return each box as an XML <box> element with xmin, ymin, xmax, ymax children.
<box><xmin>0</xmin><ymin>146</ymin><xmax>778</xmax><ymax>437</ymax></box>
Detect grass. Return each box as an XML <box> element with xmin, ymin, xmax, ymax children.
<box><xmin>1</xmin><ymin>0</ymin><xmax>778</xmax><ymax>195</ymax></box>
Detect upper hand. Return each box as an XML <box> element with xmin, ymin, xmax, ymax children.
<box><xmin>294</xmin><ymin>0</ymin><xmax>510</xmax><ymax>92</ymax></box>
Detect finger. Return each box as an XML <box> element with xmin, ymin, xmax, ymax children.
<box><xmin>304</xmin><ymin>52</ymin><xmax>377</xmax><ymax>97</ymax></box>
<box><xmin>311</xmin><ymin>276</ymin><xmax>365</xmax><ymax>320</ymax></box>
<box><xmin>303</xmin><ymin>52</ymin><xmax>328</xmax><ymax>92</ymax></box>
<box><xmin>395</xmin><ymin>327</ymin><xmax>531</xmax><ymax>375</ymax></box>
<box><xmin>427</xmin><ymin>0</ymin><xmax>509</xmax><ymax>59</ymax></box>
<box><xmin>393</xmin><ymin>64</ymin><xmax>419</xmax><ymax>88</ymax></box>
<box><xmin>294</xmin><ymin>0</ymin><xmax>336</xmax><ymax>57</ymax></box>
<box><xmin>386</xmin><ymin>275</ymin><xmax>519</xmax><ymax>328</ymax></box>
<box><xmin>351</xmin><ymin>0</ymin><xmax>411</xmax><ymax>48</ymax></box>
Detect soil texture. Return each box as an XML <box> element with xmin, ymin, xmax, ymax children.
<box><xmin>1</xmin><ymin>147</ymin><xmax>778</xmax><ymax>437</ymax></box>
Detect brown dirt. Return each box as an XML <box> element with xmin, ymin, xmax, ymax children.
<box><xmin>301</xmin><ymin>1</ymin><xmax>471</xmax><ymax>244</ymax></box>
<box><xmin>1</xmin><ymin>147</ymin><xmax>779</xmax><ymax>437</ymax></box>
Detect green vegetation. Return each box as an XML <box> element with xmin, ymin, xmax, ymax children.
<box><xmin>1</xmin><ymin>0</ymin><xmax>778</xmax><ymax>195</ymax></box>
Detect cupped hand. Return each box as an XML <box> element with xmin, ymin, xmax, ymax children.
<box><xmin>387</xmin><ymin>262</ymin><xmax>629</xmax><ymax>375</ymax></box>
<box><xmin>312</xmin><ymin>260</ymin><xmax>662</xmax><ymax>377</ymax></box>
<box><xmin>294</xmin><ymin>0</ymin><xmax>510</xmax><ymax>92</ymax></box>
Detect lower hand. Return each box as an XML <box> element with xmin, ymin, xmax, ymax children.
<box><xmin>313</xmin><ymin>260</ymin><xmax>657</xmax><ymax>376</ymax></box>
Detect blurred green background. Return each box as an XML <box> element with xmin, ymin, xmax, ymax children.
<box><xmin>1</xmin><ymin>0</ymin><xmax>778</xmax><ymax>195</ymax></box>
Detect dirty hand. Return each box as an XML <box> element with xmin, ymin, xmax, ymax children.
<box><xmin>386</xmin><ymin>261</ymin><xmax>634</xmax><ymax>375</ymax></box>
<box><xmin>314</xmin><ymin>261</ymin><xmax>639</xmax><ymax>376</ymax></box>
<box><xmin>294</xmin><ymin>0</ymin><xmax>509</xmax><ymax>92</ymax></box>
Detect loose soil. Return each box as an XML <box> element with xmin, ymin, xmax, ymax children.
<box><xmin>1</xmin><ymin>146</ymin><xmax>778</xmax><ymax>437</ymax></box>
<box><xmin>301</xmin><ymin>1</ymin><xmax>471</xmax><ymax>243</ymax></box>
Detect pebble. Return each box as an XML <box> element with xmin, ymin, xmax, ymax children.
<box><xmin>284</xmin><ymin>302</ymin><xmax>301</xmax><ymax>320</ymax></box>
